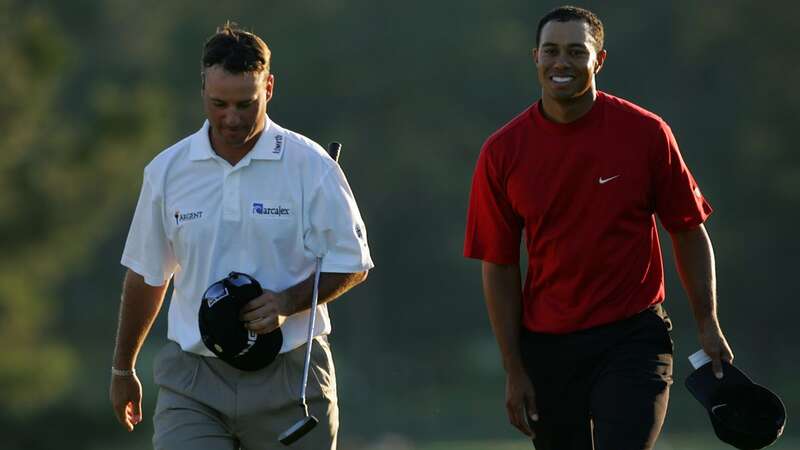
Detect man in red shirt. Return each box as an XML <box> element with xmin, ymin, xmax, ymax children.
<box><xmin>464</xmin><ymin>6</ymin><xmax>733</xmax><ymax>450</ymax></box>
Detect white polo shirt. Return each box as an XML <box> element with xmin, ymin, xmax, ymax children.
<box><xmin>121</xmin><ymin>117</ymin><xmax>374</xmax><ymax>355</ymax></box>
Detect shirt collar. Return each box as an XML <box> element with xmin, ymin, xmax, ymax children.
<box><xmin>188</xmin><ymin>116</ymin><xmax>285</xmax><ymax>162</ymax></box>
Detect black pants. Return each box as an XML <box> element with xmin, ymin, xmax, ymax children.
<box><xmin>520</xmin><ymin>306</ymin><xmax>674</xmax><ymax>450</ymax></box>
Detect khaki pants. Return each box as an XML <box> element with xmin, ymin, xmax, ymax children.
<box><xmin>152</xmin><ymin>337</ymin><xmax>338</xmax><ymax>450</ymax></box>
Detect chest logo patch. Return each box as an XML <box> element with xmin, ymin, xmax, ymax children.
<box><xmin>174</xmin><ymin>210</ymin><xmax>204</xmax><ymax>226</ymax></box>
<box><xmin>598</xmin><ymin>175</ymin><xmax>620</xmax><ymax>184</ymax></box>
<box><xmin>252</xmin><ymin>202</ymin><xmax>292</xmax><ymax>218</ymax></box>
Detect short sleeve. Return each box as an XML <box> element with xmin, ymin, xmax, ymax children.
<box><xmin>304</xmin><ymin>165</ymin><xmax>374</xmax><ymax>273</ymax></box>
<box><xmin>463</xmin><ymin>140</ymin><xmax>523</xmax><ymax>264</ymax></box>
<box><xmin>651</xmin><ymin>121</ymin><xmax>713</xmax><ymax>233</ymax></box>
<box><xmin>120</xmin><ymin>169</ymin><xmax>178</xmax><ymax>286</ymax></box>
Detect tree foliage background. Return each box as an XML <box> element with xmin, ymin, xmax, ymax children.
<box><xmin>1</xmin><ymin>0</ymin><xmax>797</xmax><ymax>448</ymax></box>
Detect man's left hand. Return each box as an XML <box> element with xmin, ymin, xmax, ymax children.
<box><xmin>240</xmin><ymin>290</ymin><xmax>289</xmax><ymax>334</ymax></box>
<box><xmin>699</xmin><ymin>319</ymin><xmax>734</xmax><ymax>379</ymax></box>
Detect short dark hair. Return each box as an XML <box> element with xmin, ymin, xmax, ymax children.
<box><xmin>536</xmin><ymin>6</ymin><xmax>604</xmax><ymax>51</ymax></box>
<box><xmin>201</xmin><ymin>22</ymin><xmax>270</xmax><ymax>85</ymax></box>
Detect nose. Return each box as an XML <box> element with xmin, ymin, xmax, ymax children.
<box><xmin>222</xmin><ymin>109</ymin><xmax>241</xmax><ymax>128</ymax></box>
<box><xmin>552</xmin><ymin>53</ymin><xmax>570</xmax><ymax>69</ymax></box>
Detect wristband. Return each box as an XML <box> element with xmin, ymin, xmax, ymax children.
<box><xmin>111</xmin><ymin>367</ymin><xmax>136</xmax><ymax>377</ymax></box>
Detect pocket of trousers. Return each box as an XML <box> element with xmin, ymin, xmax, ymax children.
<box><xmin>309</xmin><ymin>336</ymin><xmax>337</xmax><ymax>399</ymax></box>
<box><xmin>153</xmin><ymin>341</ymin><xmax>201</xmax><ymax>394</ymax></box>
<box><xmin>642</xmin><ymin>307</ymin><xmax>674</xmax><ymax>355</ymax></box>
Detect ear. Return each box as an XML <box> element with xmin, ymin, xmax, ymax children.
<box><xmin>594</xmin><ymin>49</ymin><xmax>607</xmax><ymax>74</ymax></box>
<box><xmin>532</xmin><ymin>47</ymin><xmax>540</xmax><ymax>66</ymax></box>
<box><xmin>265</xmin><ymin>73</ymin><xmax>275</xmax><ymax>102</ymax></box>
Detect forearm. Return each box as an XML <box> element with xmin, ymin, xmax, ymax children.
<box><xmin>112</xmin><ymin>270</ymin><xmax>169</xmax><ymax>370</ymax></box>
<box><xmin>670</xmin><ymin>224</ymin><xmax>718</xmax><ymax>332</ymax></box>
<box><xmin>279</xmin><ymin>270</ymin><xmax>368</xmax><ymax>316</ymax></box>
<box><xmin>481</xmin><ymin>261</ymin><xmax>525</xmax><ymax>373</ymax></box>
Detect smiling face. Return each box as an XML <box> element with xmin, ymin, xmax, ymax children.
<box><xmin>534</xmin><ymin>19</ymin><xmax>606</xmax><ymax>104</ymax></box>
<box><xmin>202</xmin><ymin>64</ymin><xmax>274</xmax><ymax>152</ymax></box>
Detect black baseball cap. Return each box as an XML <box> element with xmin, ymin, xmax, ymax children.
<box><xmin>198</xmin><ymin>272</ymin><xmax>283</xmax><ymax>371</ymax></box>
<box><xmin>685</xmin><ymin>358</ymin><xmax>786</xmax><ymax>450</ymax></box>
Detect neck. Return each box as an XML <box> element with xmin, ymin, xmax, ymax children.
<box><xmin>540</xmin><ymin>86</ymin><xmax>598</xmax><ymax>124</ymax></box>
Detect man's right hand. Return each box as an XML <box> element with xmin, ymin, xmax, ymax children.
<box><xmin>506</xmin><ymin>366</ymin><xmax>538</xmax><ymax>438</ymax></box>
<box><xmin>110</xmin><ymin>373</ymin><xmax>143</xmax><ymax>432</ymax></box>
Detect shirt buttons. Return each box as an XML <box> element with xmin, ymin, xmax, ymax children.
<box><xmin>222</xmin><ymin>171</ymin><xmax>241</xmax><ymax>221</ymax></box>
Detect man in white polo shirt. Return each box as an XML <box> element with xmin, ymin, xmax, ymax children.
<box><xmin>109</xmin><ymin>23</ymin><xmax>373</xmax><ymax>450</ymax></box>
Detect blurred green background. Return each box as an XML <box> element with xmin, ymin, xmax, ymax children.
<box><xmin>1</xmin><ymin>0</ymin><xmax>796</xmax><ymax>448</ymax></box>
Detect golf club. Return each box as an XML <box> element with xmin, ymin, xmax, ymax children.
<box><xmin>278</xmin><ymin>142</ymin><xmax>341</xmax><ymax>446</ymax></box>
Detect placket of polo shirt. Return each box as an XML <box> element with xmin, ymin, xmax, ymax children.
<box><xmin>222</xmin><ymin>166</ymin><xmax>242</xmax><ymax>221</ymax></box>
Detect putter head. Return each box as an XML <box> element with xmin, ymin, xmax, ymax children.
<box><xmin>278</xmin><ymin>415</ymin><xmax>318</xmax><ymax>446</ymax></box>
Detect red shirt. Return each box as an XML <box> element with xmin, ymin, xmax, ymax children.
<box><xmin>464</xmin><ymin>92</ymin><xmax>712</xmax><ymax>333</ymax></box>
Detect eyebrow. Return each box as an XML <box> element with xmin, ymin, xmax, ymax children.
<box><xmin>541</xmin><ymin>42</ymin><xmax>590</xmax><ymax>49</ymax></box>
<box><xmin>208</xmin><ymin>96</ymin><xmax>256</xmax><ymax>104</ymax></box>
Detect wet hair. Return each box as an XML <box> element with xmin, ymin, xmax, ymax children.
<box><xmin>536</xmin><ymin>6</ymin><xmax>604</xmax><ymax>51</ymax></box>
<box><xmin>201</xmin><ymin>22</ymin><xmax>270</xmax><ymax>86</ymax></box>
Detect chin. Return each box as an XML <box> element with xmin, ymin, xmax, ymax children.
<box><xmin>545</xmin><ymin>90</ymin><xmax>577</xmax><ymax>101</ymax></box>
<box><xmin>548</xmin><ymin>86</ymin><xmax>592</xmax><ymax>102</ymax></box>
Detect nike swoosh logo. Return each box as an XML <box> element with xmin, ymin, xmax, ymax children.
<box><xmin>598</xmin><ymin>175</ymin><xmax>620</xmax><ymax>184</ymax></box>
<box><xmin>711</xmin><ymin>404</ymin><xmax>728</xmax><ymax>414</ymax></box>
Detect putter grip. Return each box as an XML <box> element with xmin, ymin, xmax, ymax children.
<box><xmin>327</xmin><ymin>142</ymin><xmax>341</xmax><ymax>162</ymax></box>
